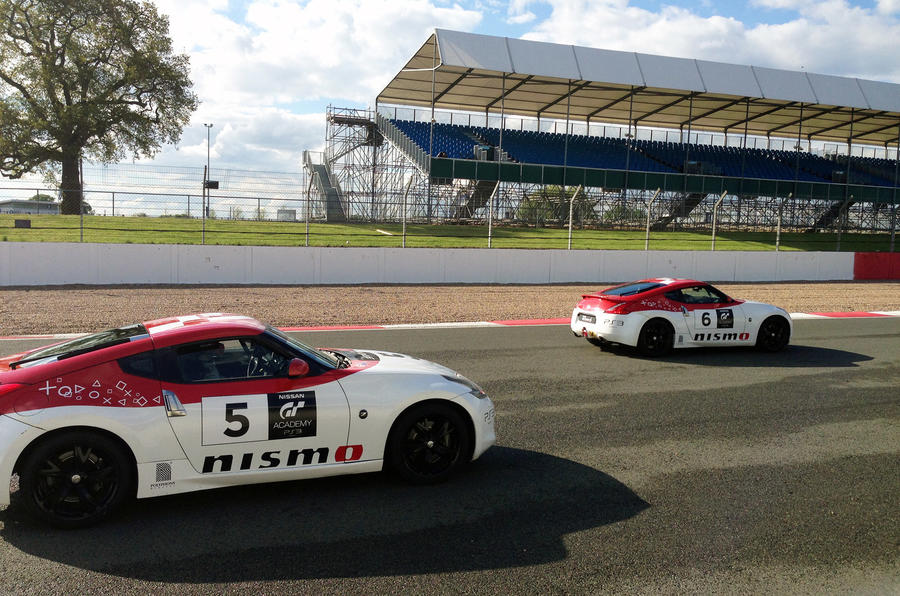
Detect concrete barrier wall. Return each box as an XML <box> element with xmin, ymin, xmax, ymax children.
<box><xmin>0</xmin><ymin>242</ymin><xmax>857</xmax><ymax>286</ymax></box>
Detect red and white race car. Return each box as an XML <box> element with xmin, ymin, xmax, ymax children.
<box><xmin>571</xmin><ymin>278</ymin><xmax>792</xmax><ymax>356</ymax></box>
<box><xmin>0</xmin><ymin>314</ymin><xmax>495</xmax><ymax>527</ymax></box>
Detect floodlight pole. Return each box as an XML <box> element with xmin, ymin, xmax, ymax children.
<box><xmin>487</xmin><ymin>181</ymin><xmax>500</xmax><ymax>248</ymax></box>
<box><xmin>202</xmin><ymin>165</ymin><xmax>207</xmax><ymax>245</ymax></box>
<box><xmin>645</xmin><ymin>188</ymin><xmax>661</xmax><ymax>251</ymax></box>
<box><xmin>567</xmin><ymin>185</ymin><xmax>582</xmax><ymax>250</ymax></box>
<box><xmin>892</xmin><ymin>128</ymin><xmax>899</xmax><ymax>252</ymax></box>
<box><xmin>711</xmin><ymin>190</ymin><xmax>728</xmax><ymax>251</ymax></box>
<box><xmin>305</xmin><ymin>172</ymin><xmax>314</xmax><ymax>247</ymax></box>
<box><xmin>203</xmin><ymin>123</ymin><xmax>213</xmax><ymax>244</ymax></box>
<box><xmin>777</xmin><ymin>193</ymin><xmax>790</xmax><ymax>252</ymax></box>
<box><xmin>402</xmin><ymin>175</ymin><xmax>414</xmax><ymax>248</ymax></box>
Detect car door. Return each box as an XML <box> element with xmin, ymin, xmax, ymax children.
<box><xmin>667</xmin><ymin>285</ymin><xmax>747</xmax><ymax>344</ymax></box>
<box><xmin>158</xmin><ymin>336</ymin><xmax>350</xmax><ymax>476</ymax></box>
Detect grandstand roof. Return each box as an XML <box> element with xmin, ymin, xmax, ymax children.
<box><xmin>377</xmin><ymin>29</ymin><xmax>900</xmax><ymax>147</ymax></box>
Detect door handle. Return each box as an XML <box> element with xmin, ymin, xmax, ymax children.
<box><xmin>163</xmin><ymin>389</ymin><xmax>187</xmax><ymax>417</ymax></box>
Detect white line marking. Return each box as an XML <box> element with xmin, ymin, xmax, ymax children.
<box><xmin>375</xmin><ymin>229</ymin><xmax>394</xmax><ymax>236</ymax></box>
<box><xmin>382</xmin><ymin>321</ymin><xmax>503</xmax><ymax>329</ymax></box>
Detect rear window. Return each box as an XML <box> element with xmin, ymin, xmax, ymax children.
<box><xmin>602</xmin><ymin>282</ymin><xmax>665</xmax><ymax>297</ymax></box>
<box><xmin>11</xmin><ymin>323</ymin><xmax>149</xmax><ymax>369</ymax></box>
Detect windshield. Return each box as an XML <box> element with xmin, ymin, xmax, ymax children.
<box><xmin>13</xmin><ymin>323</ymin><xmax>149</xmax><ymax>369</ymax></box>
<box><xmin>602</xmin><ymin>282</ymin><xmax>665</xmax><ymax>297</ymax></box>
<box><xmin>264</xmin><ymin>326</ymin><xmax>341</xmax><ymax>368</ymax></box>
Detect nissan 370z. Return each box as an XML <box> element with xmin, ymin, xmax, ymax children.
<box><xmin>0</xmin><ymin>314</ymin><xmax>495</xmax><ymax>527</ymax></box>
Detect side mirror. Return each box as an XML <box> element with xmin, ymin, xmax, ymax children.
<box><xmin>288</xmin><ymin>358</ymin><xmax>310</xmax><ymax>377</ymax></box>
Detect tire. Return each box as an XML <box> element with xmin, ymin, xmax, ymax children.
<box><xmin>387</xmin><ymin>402</ymin><xmax>472</xmax><ymax>485</ymax></box>
<box><xmin>18</xmin><ymin>431</ymin><xmax>134</xmax><ymax>529</ymax></box>
<box><xmin>636</xmin><ymin>318</ymin><xmax>674</xmax><ymax>357</ymax></box>
<box><xmin>756</xmin><ymin>315</ymin><xmax>790</xmax><ymax>352</ymax></box>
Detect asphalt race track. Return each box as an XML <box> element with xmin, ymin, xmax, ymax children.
<box><xmin>1</xmin><ymin>318</ymin><xmax>898</xmax><ymax>593</ymax></box>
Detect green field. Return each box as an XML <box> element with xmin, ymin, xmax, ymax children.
<box><xmin>0</xmin><ymin>214</ymin><xmax>894</xmax><ymax>252</ymax></box>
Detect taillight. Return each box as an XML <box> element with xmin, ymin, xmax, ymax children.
<box><xmin>605</xmin><ymin>301</ymin><xmax>636</xmax><ymax>315</ymax></box>
<box><xmin>0</xmin><ymin>383</ymin><xmax>26</xmax><ymax>398</ymax></box>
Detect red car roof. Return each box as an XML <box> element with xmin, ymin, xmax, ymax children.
<box><xmin>143</xmin><ymin>313</ymin><xmax>266</xmax><ymax>347</ymax></box>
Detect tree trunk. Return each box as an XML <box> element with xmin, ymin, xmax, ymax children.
<box><xmin>60</xmin><ymin>150</ymin><xmax>83</xmax><ymax>215</ymax></box>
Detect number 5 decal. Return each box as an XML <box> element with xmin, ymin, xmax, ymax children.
<box><xmin>201</xmin><ymin>394</ymin><xmax>268</xmax><ymax>445</ymax></box>
<box><xmin>224</xmin><ymin>402</ymin><xmax>249</xmax><ymax>437</ymax></box>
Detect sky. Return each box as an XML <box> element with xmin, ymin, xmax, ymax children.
<box><xmin>143</xmin><ymin>0</ymin><xmax>900</xmax><ymax>173</ymax></box>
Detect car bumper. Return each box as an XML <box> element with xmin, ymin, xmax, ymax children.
<box><xmin>570</xmin><ymin>310</ymin><xmax>643</xmax><ymax>347</ymax></box>
<box><xmin>454</xmin><ymin>393</ymin><xmax>495</xmax><ymax>461</ymax></box>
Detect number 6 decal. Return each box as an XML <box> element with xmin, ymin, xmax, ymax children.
<box><xmin>224</xmin><ymin>402</ymin><xmax>250</xmax><ymax>437</ymax></box>
<box><xmin>701</xmin><ymin>312</ymin><xmax>711</xmax><ymax>327</ymax></box>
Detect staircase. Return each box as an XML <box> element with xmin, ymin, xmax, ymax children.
<box><xmin>651</xmin><ymin>193</ymin><xmax>706</xmax><ymax>230</ymax></box>
<box><xmin>452</xmin><ymin>180</ymin><xmax>498</xmax><ymax>218</ymax></box>
<box><xmin>303</xmin><ymin>151</ymin><xmax>346</xmax><ymax>222</ymax></box>
<box><xmin>810</xmin><ymin>198</ymin><xmax>855</xmax><ymax>231</ymax></box>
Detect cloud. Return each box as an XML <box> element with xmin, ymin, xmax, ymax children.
<box><xmin>518</xmin><ymin>0</ymin><xmax>900</xmax><ymax>83</ymax></box>
<box><xmin>876</xmin><ymin>0</ymin><xmax>900</xmax><ymax>14</ymax></box>
<box><xmin>147</xmin><ymin>0</ymin><xmax>482</xmax><ymax>171</ymax></box>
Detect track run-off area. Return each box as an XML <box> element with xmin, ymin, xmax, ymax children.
<box><xmin>0</xmin><ymin>316</ymin><xmax>898</xmax><ymax>593</ymax></box>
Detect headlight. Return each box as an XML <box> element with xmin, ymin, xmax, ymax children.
<box><xmin>443</xmin><ymin>373</ymin><xmax>489</xmax><ymax>399</ymax></box>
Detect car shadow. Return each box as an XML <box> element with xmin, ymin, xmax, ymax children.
<box><xmin>593</xmin><ymin>343</ymin><xmax>873</xmax><ymax>368</ymax></box>
<box><xmin>0</xmin><ymin>447</ymin><xmax>648</xmax><ymax>582</ymax></box>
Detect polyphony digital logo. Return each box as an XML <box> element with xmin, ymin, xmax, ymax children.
<box><xmin>268</xmin><ymin>391</ymin><xmax>317</xmax><ymax>439</ymax></box>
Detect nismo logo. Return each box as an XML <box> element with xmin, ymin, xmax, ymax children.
<box><xmin>201</xmin><ymin>444</ymin><xmax>363</xmax><ymax>473</ymax></box>
<box><xmin>693</xmin><ymin>332</ymin><xmax>750</xmax><ymax>342</ymax></box>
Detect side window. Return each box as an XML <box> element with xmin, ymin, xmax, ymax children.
<box><xmin>118</xmin><ymin>351</ymin><xmax>158</xmax><ymax>379</ymax></box>
<box><xmin>170</xmin><ymin>338</ymin><xmax>290</xmax><ymax>383</ymax></box>
<box><xmin>679</xmin><ymin>286</ymin><xmax>724</xmax><ymax>304</ymax></box>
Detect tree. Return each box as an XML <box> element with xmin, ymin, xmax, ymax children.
<box><xmin>0</xmin><ymin>0</ymin><xmax>198</xmax><ymax>214</ymax></box>
<box><xmin>28</xmin><ymin>192</ymin><xmax>56</xmax><ymax>202</ymax></box>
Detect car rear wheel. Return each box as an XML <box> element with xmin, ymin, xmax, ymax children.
<box><xmin>387</xmin><ymin>402</ymin><xmax>471</xmax><ymax>484</ymax></box>
<box><xmin>756</xmin><ymin>316</ymin><xmax>790</xmax><ymax>352</ymax></box>
<box><xmin>636</xmin><ymin>318</ymin><xmax>674</xmax><ymax>357</ymax></box>
<box><xmin>18</xmin><ymin>431</ymin><xmax>134</xmax><ymax>529</ymax></box>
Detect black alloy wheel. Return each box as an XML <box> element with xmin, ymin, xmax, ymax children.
<box><xmin>18</xmin><ymin>431</ymin><xmax>133</xmax><ymax>528</ymax></box>
<box><xmin>388</xmin><ymin>403</ymin><xmax>471</xmax><ymax>484</ymax></box>
<box><xmin>637</xmin><ymin>318</ymin><xmax>674</xmax><ymax>357</ymax></box>
<box><xmin>756</xmin><ymin>316</ymin><xmax>790</xmax><ymax>352</ymax></box>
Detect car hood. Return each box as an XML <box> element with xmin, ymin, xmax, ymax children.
<box><xmin>329</xmin><ymin>348</ymin><xmax>459</xmax><ymax>377</ymax></box>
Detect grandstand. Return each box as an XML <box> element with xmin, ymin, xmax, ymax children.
<box><xmin>312</xmin><ymin>29</ymin><xmax>899</xmax><ymax>235</ymax></box>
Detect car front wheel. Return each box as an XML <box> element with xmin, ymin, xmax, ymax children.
<box><xmin>387</xmin><ymin>402</ymin><xmax>472</xmax><ymax>484</ymax></box>
<box><xmin>756</xmin><ymin>316</ymin><xmax>790</xmax><ymax>352</ymax></box>
<box><xmin>17</xmin><ymin>431</ymin><xmax>134</xmax><ymax>529</ymax></box>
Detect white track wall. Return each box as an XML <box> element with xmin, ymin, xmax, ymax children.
<box><xmin>0</xmin><ymin>242</ymin><xmax>855</xmax><ymax>286</ymax></box>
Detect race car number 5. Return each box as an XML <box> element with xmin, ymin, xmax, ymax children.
<box><xmin>202</xmin><ymin>394</ymin><xmax>269</xmax><ymax>445</ymax></box>
<box><xmin>224</xmin><ymin>402</ymin><xmax>249</xmax><ymax>437</ymax></box>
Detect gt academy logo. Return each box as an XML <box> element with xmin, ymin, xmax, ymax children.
<box><xmin>268</xmin><ymin>391</ymin><xmax>316</xmax><ymax>440</ymax></box>
<box><xmin>716</xmin><ymin>309</ymin><xmax>734</xmax><ymax>329</ymax></box>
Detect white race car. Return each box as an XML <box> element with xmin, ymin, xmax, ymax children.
<box><xmin>0</xmin><ymin>313</ymin><xmax>495</xmax><ymax>527</ymax></box>
<box><xmin>571</xmin><ymin>278</ymin><xmax>792</xmax><ymax>356</ymax></box>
